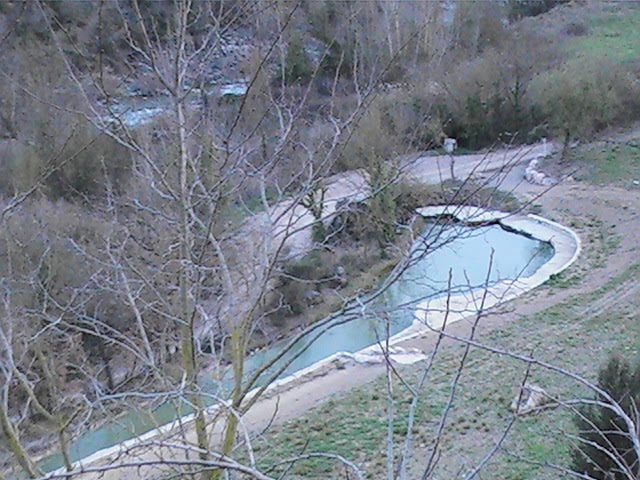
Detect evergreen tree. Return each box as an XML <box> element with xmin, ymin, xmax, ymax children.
<box><xmin>572</xmin><ymin>355</ymin><xmax>640</xmax><ymax>479</ymax></box>
<box><xmin>283</xmin><ymin>33</ymin><xmax>312</xmax><ymax>84</ymax></box>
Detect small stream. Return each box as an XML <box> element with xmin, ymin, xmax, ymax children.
<box><xmin>39</xmin><ymin>221</ymin><xmax>553</xmax><ymax>472</ymax></box>
<box><xmin>106</xmin><ymin>81</ymin><xmax>248</xmax><ymax>127</ymax></box>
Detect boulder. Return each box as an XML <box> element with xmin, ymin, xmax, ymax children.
<box><xmin>524</xmin><ymin>157</ymin><xmax>557</xmax><ymax>186</ymax></box>
<box><xmin>305</xmin><ymin>289</ymin><xmax>322</xmax><ymax>305</ymax></box>
<box><xmin>335</xmin><ymin>265</ymin><xmax>347</xmax><ymax>286</ymax></box>
<box><xmin>510</xmin><ymin>383</ymin><xmax>552</xmax><ymax>415</ymax></box>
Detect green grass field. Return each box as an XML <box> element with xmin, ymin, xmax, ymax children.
<box><xmin>567</xmin><ymin>4</ymin><xmax>640</xmax><ymax>63</ymax></box>
<box><xmin>556</xmin><ymin>2</ymin><xmax>640</xmax><ymax>187</ymax></box>
<box><xmin>572</xmin><ymin>139</ymin><xmax>640</xmax><ymax>186</ymax></box>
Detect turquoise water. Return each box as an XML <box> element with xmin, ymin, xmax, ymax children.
<box><xmin>38</xmin><ymin>222</ymin><xmax>553</xmax><ymax>472</ymax></box>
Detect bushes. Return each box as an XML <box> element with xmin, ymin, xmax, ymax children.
<box><xmin>336</xmin><ymin>97</ymin><xmax>403</xmax><ymax>172</ymax></box>
<box><xmin>0</xmin><ymin>120</ymin><xmax>132</xmax><ymax>201</ymax></box>
<box><xmin>530</xmin><ymin>59</ymin><xmax>640</xmax><ymax>145</ymax></box>
<box><xmin>0</xmin><ymin>198</ymin><xmax>116</xmax><ymax>389</ymax></box>
<box><xmin>565</xmin><ymin>20</ymin><xmax>589</xmax><ymax>37</ymax></box>
<box><xmin>508</xmin><ymin>0</ymin><xmax>568</xmax><ymax>20</ymax></box>
<box><xmin>0</xmin><ymin>39</ymin><xmax>132</xmax><ymax>201</ymax></box>
<box><xmin>300</xmin><ymin>0</ymin><xmax>357</xmax><ymax>80</ymax></box>
<box><xmin>439</xmin><ymin>23</ymin><xmax>561</xmax><ymax>149</ymax></box>
<box><xmin>451</xmin><ymin>1</ymin><xmax>509</xmax><ymax>54</ymax></box>
<box><xmin>572</xmin><ymin>354</ymin><xmax>640</xmax><ymax>479</ymax></box>
<box><xmin>394</xmin><ymin>182</ymin><xmax>446</xmax><ymax>224</ymax></box>
<box><xmin>282</xmin><ymin>33</ymin><xmax>314</xmax><ymax>85</ymax></box>
<box><xmin>270</xmin><ymin>250</ymin><xmax>342</xmax><ymax>318</ymax></box>
<box><xmin>432</xmin><ymin>35</ymin><xmax>639</xmax><ymax>150</ymax></box>
<box><xmin>394</xmin><ymin>180</ymin><xmax>520</xmax><ymax>223</ymax></box>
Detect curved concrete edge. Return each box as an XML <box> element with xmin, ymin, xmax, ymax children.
<box><xmin>387</xmin><ymin>206</ymin><xmax>582</xmax><ymax>345</ymax></box>
<box><xmin>49</xmin><ymin>207</ymin><xmax>581</xmax><ymax>476</ymax></box>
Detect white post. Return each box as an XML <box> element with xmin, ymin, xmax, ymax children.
<box><xmin>444</xmin><ymin>137</ymin><xmax>457</xmax><ymax>154</ymax></box>
<box><xmin>444</xmin><ymin>138</ymin><xmax>457</xmax><ymax>181</ymax></box>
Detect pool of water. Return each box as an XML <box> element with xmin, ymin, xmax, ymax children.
<box><xmin>39</xmin><ymin>222</ymin><xmax>553</xmax><ymax>472</ymax></box>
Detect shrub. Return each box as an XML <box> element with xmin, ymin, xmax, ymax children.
<box><xmin>508</xmin><ymin>0</ymin><xmax>568</xmax><ymax>20</ymax></box>
<box><xmin>441</xmin><ymin>32</ymin><xmax>558</xmax><ymax>149</ymax></box>
<box><xmin>336</xmin><ymin>96</ymin><xmax>403</xmax><ymax>171</ymax></box>
<box><xmin>319</xmin><ymin>40</ymin><xmax>356</xmax><ymax>80</ymax></box>
<box><xmin>1</xmin><ymin>121</ymin><xmax>132</xmax><ymax>201</ymax></box>
<box><xmin>276</xmin><ymin>278</ymin><xmax>309</xmax><ymax>317</ymax></box>
<box><xmin>394</xmin><ymin>181</ymin><xmax>446</xmax><ymax>223</ymax></box>
<box><xmin>285</xmin><ymin>250</ymin><xmax>338</xmax><ymax>283</ymax></box>
<box><xmin>283</xmin><ymin>33</ymin><xmax>313</xmax><ymax>84</ymax></box>
<box><xmin>565</xmin><ymin>21</ymin><xmax>589</xmax><ymax>37</ymax></box>
<box><xmin>530</xmin><ymin>59</ymin><xmax>640</xmax><ymax>146</ymax></box>
<box><xmin>394</xmin><ymin>179</ymin><xmax>520</xmax><ymax>224</ymax></box>
<box><xmin>338</xmin><ymin>244</ymin><xmax>380</xmax><ymax>275</ymax></box>
<box><xmin>572</xmin><ymin>354</ymin><xmax>640</xmax><ymax>479</ymax></box>
<box><xmin>451</xmin><ymin>1</ymin><xmax>509</xmax><ymax>54</ymax></box>
<box><xmin>0</xmin><ymin>42</ymin><xmax>133</xmax><ymax>201</ymax></box>
<box><xmin>270</xmin><ymin>250</ymin><xmax>341</xmax><ymax>318</ymax></box>
<box><xmin>326</xmin><ymin>201</ymin><xmax>376</xmax><ymax>243</ymax></box>
<box><xmin>0</xmin><ymin>198</ymin><xmax>121</xmax><ymax>383</ymax></box>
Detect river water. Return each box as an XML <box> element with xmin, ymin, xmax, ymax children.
<box><xmin>39</xmin><ymin>221</ymin><xmax>553</xmax><ymax>472</ymax></box>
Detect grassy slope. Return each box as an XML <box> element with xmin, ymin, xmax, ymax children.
<box><xmin>245</xmin><ymin>4</ymin><xmax>640</xmax><ymax>479</ymax></box>
<box><xmin>562</xmin><ymin>3</ymin><xmax>640</xmax><ymax>186</ymax></box>
<box><xmin>572</xmin><ymin>138</ymin><xmax>640</xmax><ymax>186</ymax></box>
<box><xmin>250</xmin><ymin>244</ymin><xmax>639</xmax><ymax>479</ymax></box>
<box><xmin>566</xmin><ymin>3</ymin><xmax>640</xmax><ymax>63</ymax></box>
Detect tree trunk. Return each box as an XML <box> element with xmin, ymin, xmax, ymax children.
<box><xmin>0</xmin><ymin>406</ymin><xmax>42</xmax><ymax>478</ymax></box>
<box><xmin>176</xmin><ymin>95</ymin><xmax>212</xmax><ymax>477</ymax></box>
<box><xmin>561</xmin><ymin>129</ymin><xmax>571</xmax><ymax>162</ymax></box>
<box><xmin>59</xmin><ymin>427</ymin><xmax>73</xmax><ymax>472</ymax></box>
<box><xmin>214</xmin><ymin>324</ymin><xmax>246</xmax><ymax>480</ymax></box>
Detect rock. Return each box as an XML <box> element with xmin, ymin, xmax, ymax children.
<box><xmin>332</xmin><ymin>357</ymin><xmax>348</xmax><ymax>370</ymax></box>
<box><xmin>335</xmin><ymin>265</ymin><xmax>347</xmax><ymax>286</ymax></box>
<box><xmin>510</xmin><ymin>383</ymin><xmax>552</xmax><ymax>415</ymax></box>
<box><xmin>541</xmin><ymin>176</ymin><xmax>557</xmax><ymax>186</ymax></box>
<box><xmin>524</xmin><ymin>157</ymin><xmax>557</xmax><ymax>186</ymax></box>
<box><xmin>305</xmin><ymin>289</ymin><xmax>322</xmax><ymax>304</ymax></box>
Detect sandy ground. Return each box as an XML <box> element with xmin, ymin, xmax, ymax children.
<box><xmin>42</xmin><ymin>144</ymin><xmax>640</xmax><ymax>480</ymax></box>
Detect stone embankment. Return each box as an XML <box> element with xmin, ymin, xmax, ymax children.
<box><xmin>524</xmin><ymin>140</ymin><xmax>557</xmax><ymax>186</ymax></box>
